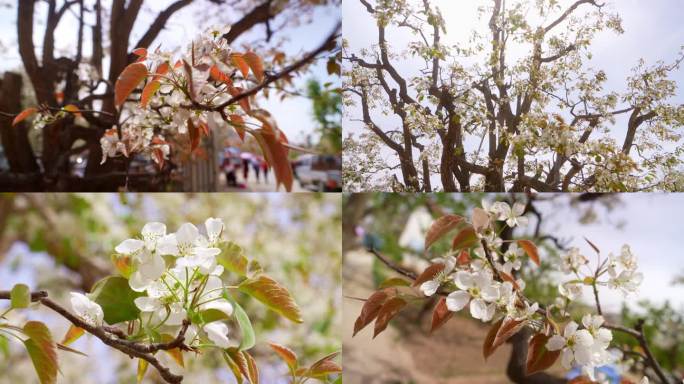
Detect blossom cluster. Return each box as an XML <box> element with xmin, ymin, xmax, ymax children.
<box><xmin>416</xmin><ymin>199</ymin><xmax>646</xmax><ymax>381</ymax></box>
<box><xmin>70</xmin><ymin>217</ymin><xmax>237</xmax><ymax>349</ymax></box>
<box><xmin>100</xmin><ymin>25</ymin><xmax>250</xmax><ymax>166</ymax></box>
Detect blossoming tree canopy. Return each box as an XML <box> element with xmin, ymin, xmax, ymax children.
<box><xmin>354</xmin><ymin>199</ymin><xmax>664</xmax><ymax>383</ymax></box>
<box><xmin>343</xmin><ymin>0</ymin><xmax>684</xmax><ymax>192</ymax></box>
<box><xmin>0</xmin><ymin>218</ymin><xmax>341</xmax><ymax>384</ymax></box>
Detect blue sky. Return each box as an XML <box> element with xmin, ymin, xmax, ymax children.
<box><xmin>343</xmin><ymin>0</ymin><xmax>684</xmax><ymax>186</ymax></box>
<box><xmin>0</xmin><ymin>0</ymin><xmax>340</xmax><ymax>144</ymax></box>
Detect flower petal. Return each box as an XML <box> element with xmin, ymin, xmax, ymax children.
<box><xmin>115</xmin><ymin>239</ymin><xmax>144</xmax><ymax>254</ymax></box>
<box><xmin>446</xmin><ymin>290</ymin><xmax>470</xmax><ymax>312</ymax></box>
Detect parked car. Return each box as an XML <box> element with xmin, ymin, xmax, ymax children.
<box><xmin>292</xmin><ymin>154</ymin><xmax>341</xmax><ymax>192</ymax></box>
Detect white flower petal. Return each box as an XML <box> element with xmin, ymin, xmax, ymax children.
<box><xmin>134</xmin><ymin>296</ymin><xmax>159</xmax><ymax>312</ymax></box>
<box><xmin>454</xmin><ymin>271</ymin><xmax>474</xmax><ymax>290</ymax></box>
<box><xmin>115</xmin><ymin>239</ymin><xmax>144</xmax><ymax>254</ymax></box>
<box><xmin>446</xmin><ymin>290</ymin><xmax>470</xmax><ymax>312</ymax></box>
<box><xmin>574</xmin><ymin>329</ymin><xmax>594</xmax><ymax>347</ymax></box>
<box><xmin>203</xmin><ymin>322</ymin><xmax>230</xmax><ymax>348</ymax></box>
<box><xmin>420</xmin><ymin>280</ymin><xmax>440</xmax><ymax>296</ymax></box>
<box><xmin>204</xmin><ymin>218</ymin><xmax>224</xmax><ymax>242</ymax></box>
<box><xmin>546</xmin><ymin>335</ymin><xmax>567</xmax><ymax>351</ymax></box>
<box><xmin>561</xmin><ymin>348</ymin><xmax>574</xmax><ymax>369</ymax></box>
<box><xmin>469</xmin><ymin>298</ymin><xmax>487</xmax><ymax>320</ymax></box>
<box><xmin>203</xmin><ymin>300</ymin><xmax>234</xmax><ymax>317</ymax></box>
<box><xmin>564</xmin><ymin>321</ymin><xmax>579</xmax><ymax>338</ymax></box>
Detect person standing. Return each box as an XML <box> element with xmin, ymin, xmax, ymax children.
<box><xmin>252</xmin><ymin>158</ymin><xmax>261</xmax><ymax>183</ymax></box>
<box><xmin>242</xmin><ymin>157</ymin><xmax>250</xmax><ymax>181</ymax></box>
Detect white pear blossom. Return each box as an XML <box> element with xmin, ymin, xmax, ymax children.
<box><xmin>561</xmin><ymin>247</ymin><xmax>589</xmax><ymax>273</ymax></box>
<box><xmin>503</xmin><ymin>243</ymin><xmax>524</xmax><ymax>272</ymax></box>
<box><xmin>203</xmin><ymin>322</ymin><xmax>231</xmax><ymax>348</ymax></box>
<box><xmin>446</xmin><ymin>270</ymin><xmax>499</xmax><ymax>321</ymax></box>
<box><xmin>546</xmin><ymin>321</ymin><xmax>595</xmax><ymax>370</ymax></box>
<box><xmin>498</xmin><ymin>202</ymin><xmax>528</xmax><ymax>228</ymax></box>
<box><xmin>70</xmin><ymin>292</ymin><xmax>104</xmax><ymax>327</ymax></box>
<box><xmin>420</xmin><ymin>255</ymin><xmax>457</xmax><ymax>296</ymax></box>
<box><xmin>559</xmin><ymin>282</ymin><xmax>583</xmax><ymax>301</ymax></box>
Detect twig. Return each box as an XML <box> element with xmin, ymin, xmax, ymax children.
<box><xmin>0</xmin><ymin>290</ymin><xmax>185</xmax><ymax>383</ymax></box>
<box><xmin>367</xmin><ymin>248</ymin><xmax>416</xmax><ymax>280</ymax></box>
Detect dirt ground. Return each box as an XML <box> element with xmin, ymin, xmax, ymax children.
<box><xmin>343</xmin><ymin>249</ymin><xmax>514</xmax><ymax>384</ymax></box>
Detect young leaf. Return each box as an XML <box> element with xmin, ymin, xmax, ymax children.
<box><xmin>217</xmin><ymin>241</ymin><xmax>249</xmax><ymax>276</ymax></box>
<box><xmin>244</xmin><ymin>51</ymin><xmax>265</xmax><ymax>82</ymax></box>
<box><xmin>518</xmin><ymin>240</ymin><xmax>540</xmax><ymax>266</ymax></box>
<box><xmin>378</xmin><ymin>277</ymin><xmax>411</xmax><ymax>289</ymax></box>
<box><xmin>430</xmin><ymin>296</ymin><xmax>453</xmax><ymax>333</ymax></box>
<box><xmin>244</xmin><ymin>351</ymin><xmax>259</xmax><ymax>384</ymax></box>
<box><xmin>23</xmin><ymin>321</ymin><xmax>58</xmax><ymax>384</ymax></box>
<box><xmin>210</xmin><ymin>65</ymin><xmax>233</xmax><ymax>85</ymax></box>
<box><xmin>114</xmin><ymin>62</ymin><xmax>148</xmax><ymax>107</ymax></box>
<box><xmin>471</xmin><ymin>207</ymin><xmax>490</xmax><ymax>233</ymax></box>
<box><xmin>132</xmin><ymin>47</ymin><xmax>147</xmax><ymax>58</ymax></box>
<box><xmin>137</xmin><ymin>359</ymin><xmax>148</xmax><ymax>383</ymax></box>
<box><xmin>10</xmin><ymin>283</ymin><xmax>30</xmax><ymax>308</ymax></box>
<box><xmin>412</xmin><ymin>263</ymin><xmax>445</xmax><ymax>288</ymax></box>
<box><xmin>224</xmin><ymin>349</ymin><xmax>249</xmax><ymax>383</ymax></box>
<box><xmin>227</xmin><ymin>85</ymin><xmax>251</xmax><ymax>113</ymax></box>
<box><xmin>373</xmin><ymin>297</ymin><xmax>407</xmax><ymax>338</ymax></box>
<box><xmin>252</xmin><ymin>129</ymin><xmax>293</xmax><ymax>192</ymax></box>
<box><xmin>231</xmin><ymin>299</ymin><xmax>256</xmax><ymax>351</ymax></box>
<box><xmin>228</xmin><ymin>114</ymin><xmax>246</xmax><ymax>141</ymax></box>
<box><xmin>89</xmin><ymin>276</ymin><xmax>144</xmax><ymax>325</ymax></box>
<box><xmin>188</xmin><ymin>118</ymin><xmax>200</xmax><ymax>152</ymax></box>
<box><xmin>451</xmin><ymin>226</ymin><xmax>478</xmax><ymax>250</ymax></box>
<box><xmin>268</xmin><ymin>342</ymin><xmax>298</xmax><ymax>370</ymax></box>
<box><xmin>500</xmin><ymin>272</ymin><xmax>522</xmax><ymax>291</ymax></box>
<box><xmin>231</xmin><ymin>53</ymin><xmax>250</xmax><ymax>78</ymax></box>
<box><xmin>153</xmin><ymin>62</ymin><xmax>170</xmax><ymax>79</ymax></box>
<box><xmin>483</xmin><ymin>318</ymin><xmax>504</xmax><ymax>360</ymax></box>
<box><xmin>492</xmin><ymin>317</ymin><xmax>527</xmax><ymax>351</ymax></box>
<box><xmin>60</xmin><ymin>325</ymin><xmax>85</xmax><ymax>346</ymax></box>
<box><xmin>63</xmin><ymin>104</ymin><xmax>82</xmax><ymax>117</ymax></box>
<box><xmin>304</xmin><ymin>352</ymin><xmax>342</xmax><ymax>378</ymax></box>
<box><xmin>238</xmin><ymin>275</ymin><xmax>302</xmax><ymax>323</ymax></box>
<box><xmin>456</xmin><ymin>249</ymin><xmax>471</xmax><ymax>265</ymax></box>
<box><xmin>424</xmin><ymin>215</ymin><xmax>463</xmax><ymax>250</ymax></box>
<box><xmin>526</xmin><ymin>333</ymin><xmax>561</xmax><ymax>375</ymax></box>
<box><xmin>353</xmin><ymin>289</ymin><xmax>391</xmax><ymax>336</ymax></box>
<box><xmin>140</xmin><ymin>79</ymin><xmax>160</xmax><ymax>108</ymax></box>
<box><xmin>12</xmin><ymin>107</ymin><xmax>37</xmax><ymax>126</ymax></box>
<box><xmin>56</xmin><ymin>343</ymin><xmax>87</xmax><ymax>357</ymax></box>
<box><xmin>111</xmin><ymin>254</ymin><xmax>134</xmax><ymax>278</ymax></box>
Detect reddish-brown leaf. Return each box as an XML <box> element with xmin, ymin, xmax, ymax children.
<box><xmin>412</xmin><ymin>263</ymin><xmax>445</xmax><ymax>288</ymax></box>
<box><xmin>12</xmin><ymin>107</ymin><xmax>37</xmax><ymax>126</ymax></box>
<box><xmin>471</xmin><ymin>207</ymin><xmax>490</xmax><ymax>233</ymax></box>
<box><xmin>231</xmin><ymin>53</ymin><xmax>250</xmax><ymax>78</ymax></box>
<box><xmin>140</xmin><ymin>80</ymin><xmax>160</xmax><ymax>108</ymax></box>
<box><xmin>210</xmin><ymin>65</ymin><xmax>233</xmax><ymax>86</ymax></box>
<box><xmin>492</xmin><ymin>317</ymin><xmax>527</xmax><ymax>351</ymax></box>
<box><xmin>153</xmin><ymin>62</ymin><xmax>170</xmax><ymax>80</ymax></box>
<box><xmin>353</xmin><ymin>289</ymin><xmax>391</xmax><ymax>336</ymax></box>
<box><xmin>228</xmin><ymin>85</ymin><xmax>251</xmax><ymax>113</ymax></box>
<box><xmin>518</xmin><ymin>240</ymin><xmax>540</xmax><ymax>267</ymax></box>
<box><xmin>452</xmin><ymin>226</ymin><xmax>478</xmax><ymax>250</ymax></box>
<box><xmin>244</xmin><ymin>51</ymin><xmax>265</xmax><ymax>82</ymax></box>
<box><xmin>373</xmin><ymin>297</ymin><xmax>407</xmax><ymax>338</ymax></box>
<box><xmin>430</xmin><ymin>297</ymin><xmax>453</xmax><ymax>333</ymax></box>
<box><xmin>187</xmin><ymin>118</ymin><xmax>199</xmax><ymax>152</ymax></box>
<box><xmin>425</xmin><ymin>215</ymin><xmax>463</xmax><ymax>250</ymax></box>
<box><xmin>252</xmin><ymin>129</ymin><xmax>293</xmax><ymax>191</ymax></box>
<box><xmin>456</xmin><ymin>249</ymin><xmax>471</xmax><ymax>265</ymax></box>
<box><xmin>306</xmin><ymin>351</ymin><xmax>341</xmax><ymax>377</ymax></box>
<box><xmin>526</xmin><ymin>333</ymin><xmax>561</xmax><ymax>375</ymax></box>
<box><xmin>500</xmin><ymin>272</ymin><xmax>521</xmax><ymax>291</ymax></box>
<box><xmin>244</xmin><ymin>351</ymin><xmax>259</xmax><ymax>384</ymax></box>
<box><xmin>132</xmin><ymin>47</ymin><xmax>147</xmax><ymax>58</ymax></box>
<box><xmin>115</xmin><ymin>62</ymin><xmax>148</xmax><ymax>106</ymax></box>
<box><xmin>268</xmin><ymin>342</ymin><xmax>298</xmax><ymax>370</ymax></box>
<box><xmin>229</xmin><ymin>114</ymin><xmax>246</xmax><ymax>141</ymax></box>
<box><xmin>483</xmin><ymin>318</ymin><xmax>504</xmax><ymax>359</ymax></box>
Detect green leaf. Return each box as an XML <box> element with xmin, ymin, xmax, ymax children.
<box><xmin>218</xmin><ymin>241</ymin><xmax>249</xmax><ymax>277</ymax></box>
<box><xmin>10</xmin><ymin>283</ymin><xmax>31</xmax><ymax>309</ymax></box>
<box><xmin>23</xmin><ymin>321</ymin><xmax>58</xmax><ymax>384</ymax></box>
<box><xmin>199</xmin><ymin>308</ymin><xmax>231</xmax><ymax>324</ymax></box>
<box><xmin>232</xmin><ymin>300</ymin><xmax>255</xmax><ymax>351</ymax></box>
<box><xmin>0</xmin><ymin>334</ymin><xmax>9</xmax><ymax>359</ymax></box>
<box><xmin>89</xmin><ymin>276</ymin><xmax>144</xmax><ymax>325</ymax></box>
<box><xmin>238</xmin><ymin>274</ymin><xmax>303</xmax><ymax>323</ymax></box>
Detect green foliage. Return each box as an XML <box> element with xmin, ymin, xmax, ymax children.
<box><xmin>307</xmin><ymin>79</ymin><xmax>341</xmax><ymax>153</ymax></box>
<box><xmin>90</xmin><ymin>276</ymin><xmax>144</xmax><ymax>325</ymax></box>
<box><xmin>22</xmin><ymin>321</ymin><xmax>58</xmax><ymax>384</ymax></box>
<box><xmin>10</xmin><ymin>283</ymin><xmax>30</xmax><ymax>309</ymax></box>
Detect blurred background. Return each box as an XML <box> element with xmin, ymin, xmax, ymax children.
<box><xmin>0</xmin><ymin>193</ymin><xmax>341</xmax><ymax>383</ymax></box>
<box><xmin>342</xmin><ymin>193</ymin><xmax>684</xmax><ymax>384</ymax></box>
